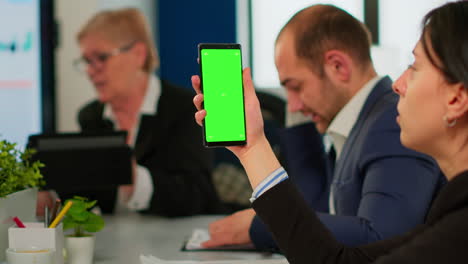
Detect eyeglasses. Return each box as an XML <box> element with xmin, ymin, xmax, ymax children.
<box><xmin>73</xmin><ymin>42</ymin><xmax>135</xmax><ymax>73</ymax></box>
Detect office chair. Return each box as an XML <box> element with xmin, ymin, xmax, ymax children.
<box><xmin>212</xmin><ymin>91</ymin><xmax>286</xmax><ymax>208</ymax></box>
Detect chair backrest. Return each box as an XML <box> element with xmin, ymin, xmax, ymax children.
<box><xmin>257</xmin><ymin>90</ymin><xmax>286</xmax><ymax>158</ymax></box>
<box><xmin>212</xmin><ymin>91</ymin><xmax>286</xmax><ymax>207</ymax></box>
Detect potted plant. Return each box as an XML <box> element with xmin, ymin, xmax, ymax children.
<box><xmin>0</xmin><ymin>139</ymin><xmax>44</xmax><ymax>260</ymax></box>
<box><xmin>63</xmin><ymin>196</ymin><xmax>105</xmax><ymax>264</ymax></box>
<box><xmin>0</xmin><ymin>140</ymin><xmax>44</xmax><ymax>197</ymax></box>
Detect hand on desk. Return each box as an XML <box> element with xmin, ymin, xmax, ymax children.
<box><xmin>202</xmin><ymin>208</ymin><xmax>255</xmax><ymax>248</ymax></box>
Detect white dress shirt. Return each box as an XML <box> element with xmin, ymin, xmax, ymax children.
<box><xmin>103</xmin><ymin>75</ymin><xmax>161</xmax><ymax>211</ymax></box>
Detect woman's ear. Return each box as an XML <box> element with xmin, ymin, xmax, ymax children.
<box><xmin>446</xmin><ymin>83</ymin><xmax>468</xmax><ymax>119</ymax></box>
<box><xmin>132</xmin><ymin>42</ymin><xmax>147</xmax><ymax>69</ymax></box>
<box><xmin>323</xmin><ymin>50</ymin><xmax>352</xmax><ymax>82</ymax></box>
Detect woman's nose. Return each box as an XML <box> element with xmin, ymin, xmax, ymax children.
<box><xmin>393</xmin><ymin>69</ymin><xmax>409</xmax><ymax>96</ymax></box>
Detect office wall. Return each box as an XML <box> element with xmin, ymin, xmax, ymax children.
<box><xmin>55</xmin><ymin>0</ymin><xmax>96</xmax><ymax>132</ymax></box>
<box><xmin>55</xmin><ymin>0</ymin><xmax>155</xmax><ymax>132</ymax></box>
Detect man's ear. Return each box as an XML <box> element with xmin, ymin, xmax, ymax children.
<box><xmin>323</xmin><ymin>50</ymin><xmax>352</xmax><ymax>82</ymax></box>
<box><xmin>446</xmin><ymin>83</ymin><xmax>468</xmax><ymax>119</ymax></box>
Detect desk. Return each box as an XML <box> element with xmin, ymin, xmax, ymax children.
<box><xmin>94</xmin><ymin>213</ymin><xmax>284</xmax><ymax>264</ymax></box>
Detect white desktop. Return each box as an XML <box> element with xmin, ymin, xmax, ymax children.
<box><xmin>94</xmin><ymin>213</ymin><xmax>285</xmax><ymax>264</ymax></box>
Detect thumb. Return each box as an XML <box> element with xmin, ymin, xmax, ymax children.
<box><xmin>243</xmin><ymin>67</ymin><xmax>255</xmax><ymax>94</ymax></box>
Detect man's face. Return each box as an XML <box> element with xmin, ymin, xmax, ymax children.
<box><xmin>274</xmin><ymin>31</ymin><xmax>348</xmax><ymax>133</ymax></box>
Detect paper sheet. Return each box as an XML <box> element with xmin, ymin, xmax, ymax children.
<box><xmin>183</xmin><ymin>228</ymin><xmax>255</xmax><ymax>251</ymax></box>
<box><xmin>140</xmin><ymin>254</ymin><xmax>288</xmax><ymax>264</ymax></box>
<box><xmin>185</xmin><ymin>228</ymin><xmax>211</xmax><ymax>250</ymax></box>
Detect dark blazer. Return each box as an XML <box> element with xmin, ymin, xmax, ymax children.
<box><xmin>253</xmin><ymin>170</ymin><xmax>468</xmax><ymax>264</ymax></box>
<box><xmin>250</xmin><ymin>77</ymin><xmax>445</xmax><ymax>250</ymax></box>
<box><xmin>77</xmin><ymin>79</ymin><xmax>224</xmax><ymax>216</ymax></box>
<box><xmin>250</xmin><ymin>122</ymin><xmax>332</xmax><ymax>250</ymax></box>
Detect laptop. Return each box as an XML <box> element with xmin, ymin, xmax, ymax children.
<box><xmin>27</xmin><ymin>131</ymin><xmax>132</xmax><ymax>212</ymax></box>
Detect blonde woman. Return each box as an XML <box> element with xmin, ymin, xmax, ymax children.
<box><xmin>75</xmin><ymin>8</ymin><xmax>222</xmax><ymax>216</ymax></box>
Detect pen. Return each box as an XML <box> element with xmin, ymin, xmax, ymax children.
<box><xmin>44</xmin><ymin>206</ymin><xmax>49</xmax><ymax>228</ymax></box>
<box><xmin>49</xmin><ymin>200</ymin><xmax>73</xmax><ymax>228</ymax></box>
<box><xmin>12</xmin><ymin>216</ymin><xmax>26</xmax><ymax>228</ymax></box>
<box><xmin>50</xmin><ymin>198</ymin><xmax>61</xmax><ymax>224</ymax></box>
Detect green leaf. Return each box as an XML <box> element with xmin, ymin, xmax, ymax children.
<box><xmin>85</xmin><ymin>200</ymin><xmax>97</xmax><ymax>209</ymax></box>
<box><xmin>83</xmin><ymin>213</ymin><xmax>105</xmax><ymax>233</ymax></box>
<box><xmin>70</xmin><ymin>210</ymin><xmax>90</xmax><ymax>222</ymax></box>
<box><xmin>0</xmin><ymin>139</ymin><xmax>44</xmax><ymax>197</ymax></box>
<box><xmin>67</xmin><ymin>201</ymin><xmax>88</xmax><ymax>218</ymax></box>
<box><xmin>63</xmin><ymin>217</ymin><xmax>78</xmax><ymax>230</ymax></box>
<box><xmin>62</xmin><ymin>196</ymin><xmax>105</xmax><ymax>236</ymax></box>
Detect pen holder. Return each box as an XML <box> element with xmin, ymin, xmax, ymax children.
<box><xmin>8</xmin><ymin>222</ymin><xmax>64</xmax><ymax>264</ymax></box>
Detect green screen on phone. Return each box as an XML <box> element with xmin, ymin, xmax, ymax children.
<box><xmin>200</xmin><ymin>46</ymin><xmax>246</xmax><ymax>145</ymax></box>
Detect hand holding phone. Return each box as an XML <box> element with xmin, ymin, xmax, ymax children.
<box><xmin>198</xmin><ymin>43</ymin><xmax>246</xmax><ymax>147</ymax></box>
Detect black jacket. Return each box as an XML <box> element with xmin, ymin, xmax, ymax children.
<box><xmin>77</xmin><ymin>80</ymin><xmax>224</xmax><ymax>216</ymax></box>
<box><xmin>253</xmin><ymin>170</ymin><xmax>468</xmax><ymax>264</ymax></box>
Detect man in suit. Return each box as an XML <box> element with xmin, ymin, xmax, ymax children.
<box><xmin>200</xmin><ymin>4</ymin><xmax>444</xmax><ymax>251</ymax></box>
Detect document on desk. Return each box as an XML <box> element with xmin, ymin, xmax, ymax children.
<box><xmin>182</xmin><ymin>229</ymin><xmax>255</xmax><ymax>251</ymax></box>
<box><xmin>140</xmin><ymin>254</ymin><xmax>288</xmax><ymax>264</ymax></box>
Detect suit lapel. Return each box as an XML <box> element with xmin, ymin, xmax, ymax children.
<box><xmin>134</xmin><ymin>114</ymin><xmax>159</xmax><ymax>161</ymax></box>
<box><xmin>333</xmin><ymin>76</ymin><xmax>393</xmax><ymax>181</ymax></box>
<box><xmin>88</xmin><ymin>101</ymin><xmax>114</xmax><ymax>131</ymax></box>
<box><xmin>134</xmin><ymin>81</ymin><xmax>171</xmax><ymax>162</ymax></box>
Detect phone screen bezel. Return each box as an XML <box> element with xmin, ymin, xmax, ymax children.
<box><xmin>198</xmin><ymin>43</ymin><xmax>247</xmax><ymax>147</ymax></box>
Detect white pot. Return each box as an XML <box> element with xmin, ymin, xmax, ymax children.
<box><xmin>0</xmin><ymin>188</ymin><xmax>38</xmax><ymax>261</ymax></box>
<box><xmin>65</xmin><ymin>235</ymin><xmax>95</xmax><ymax>264</ymax></box>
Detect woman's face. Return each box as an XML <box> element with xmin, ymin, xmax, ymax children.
<box><xmin>393</xmin><ymin>40</ymin><xmax>449</xmax><ymax>155</ymax></box>
<box><xmin>79</xmin><ymin>34</ymin><xmax>140</xmax><ymax>103</ymax></box>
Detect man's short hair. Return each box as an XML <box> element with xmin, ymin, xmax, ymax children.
<box><xmin>278</xmin><ymin>4</ymin><xmax>373</xmax><ymax>76</ymax></box>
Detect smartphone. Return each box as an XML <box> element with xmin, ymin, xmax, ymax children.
<box><xmin>198</xmin><ymin>43</ymin><xmax>246</xmax><ymax>147</ymax></box>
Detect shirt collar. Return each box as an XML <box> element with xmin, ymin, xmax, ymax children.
<box><xmin>327</xmin><ymin>75</ymin><xmax>383</xmax><ymax>157</ymax></box>
<box><xmin>103</xmin><ymin>75</ymin><xmax>161</xmax><ymax>120</ymax></box>
<box><xmin>140</xmin><ymin>75</ymin><xmax>161</xmax><ymax>115</ymax></box>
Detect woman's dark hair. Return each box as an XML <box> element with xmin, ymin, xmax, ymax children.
<box><xmin>421</xmin><ymin>1</ymin><xmax>468</xmax><ymax>88</ymax></box>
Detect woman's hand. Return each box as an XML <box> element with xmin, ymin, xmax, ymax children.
<box><xmin>191</xmin><ymin>68</ymin><xmax>281</xmax><ymax>189</ymax></box>
<box><xmin>191</xmin><ymin>68</ymin><xmax>265</xmax><ymax>159</ymax></box>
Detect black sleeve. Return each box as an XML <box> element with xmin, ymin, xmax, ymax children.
<box><xmin>250</xmin><ymin>123</ymin><xmax>331</xmax><ymax>252</ymax></box>
<box><xmin>140</xmin><ymin>103</ymin><xmax>223</xmax><ymax>217</ymax></box>
<box><xmin>252</xmin><ymin>180</ymin><xmax>426</xmax><ymax>264</ymax></box>
<box><xmin>372</xmin><ymin>207</ymin><xmax>468</xmax><ymax>264</ymax></box>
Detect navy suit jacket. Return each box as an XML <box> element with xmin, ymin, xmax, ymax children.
<box><xmin>250</xmin><ymin>76</ymin><xmax>445</xmax><ymax>251</ymax></box>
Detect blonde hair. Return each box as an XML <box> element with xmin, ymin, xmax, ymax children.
<box><xmin>77</xmin><ymin>8</ymin><xmax>159</xmax><ymax>73</ymax></box>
